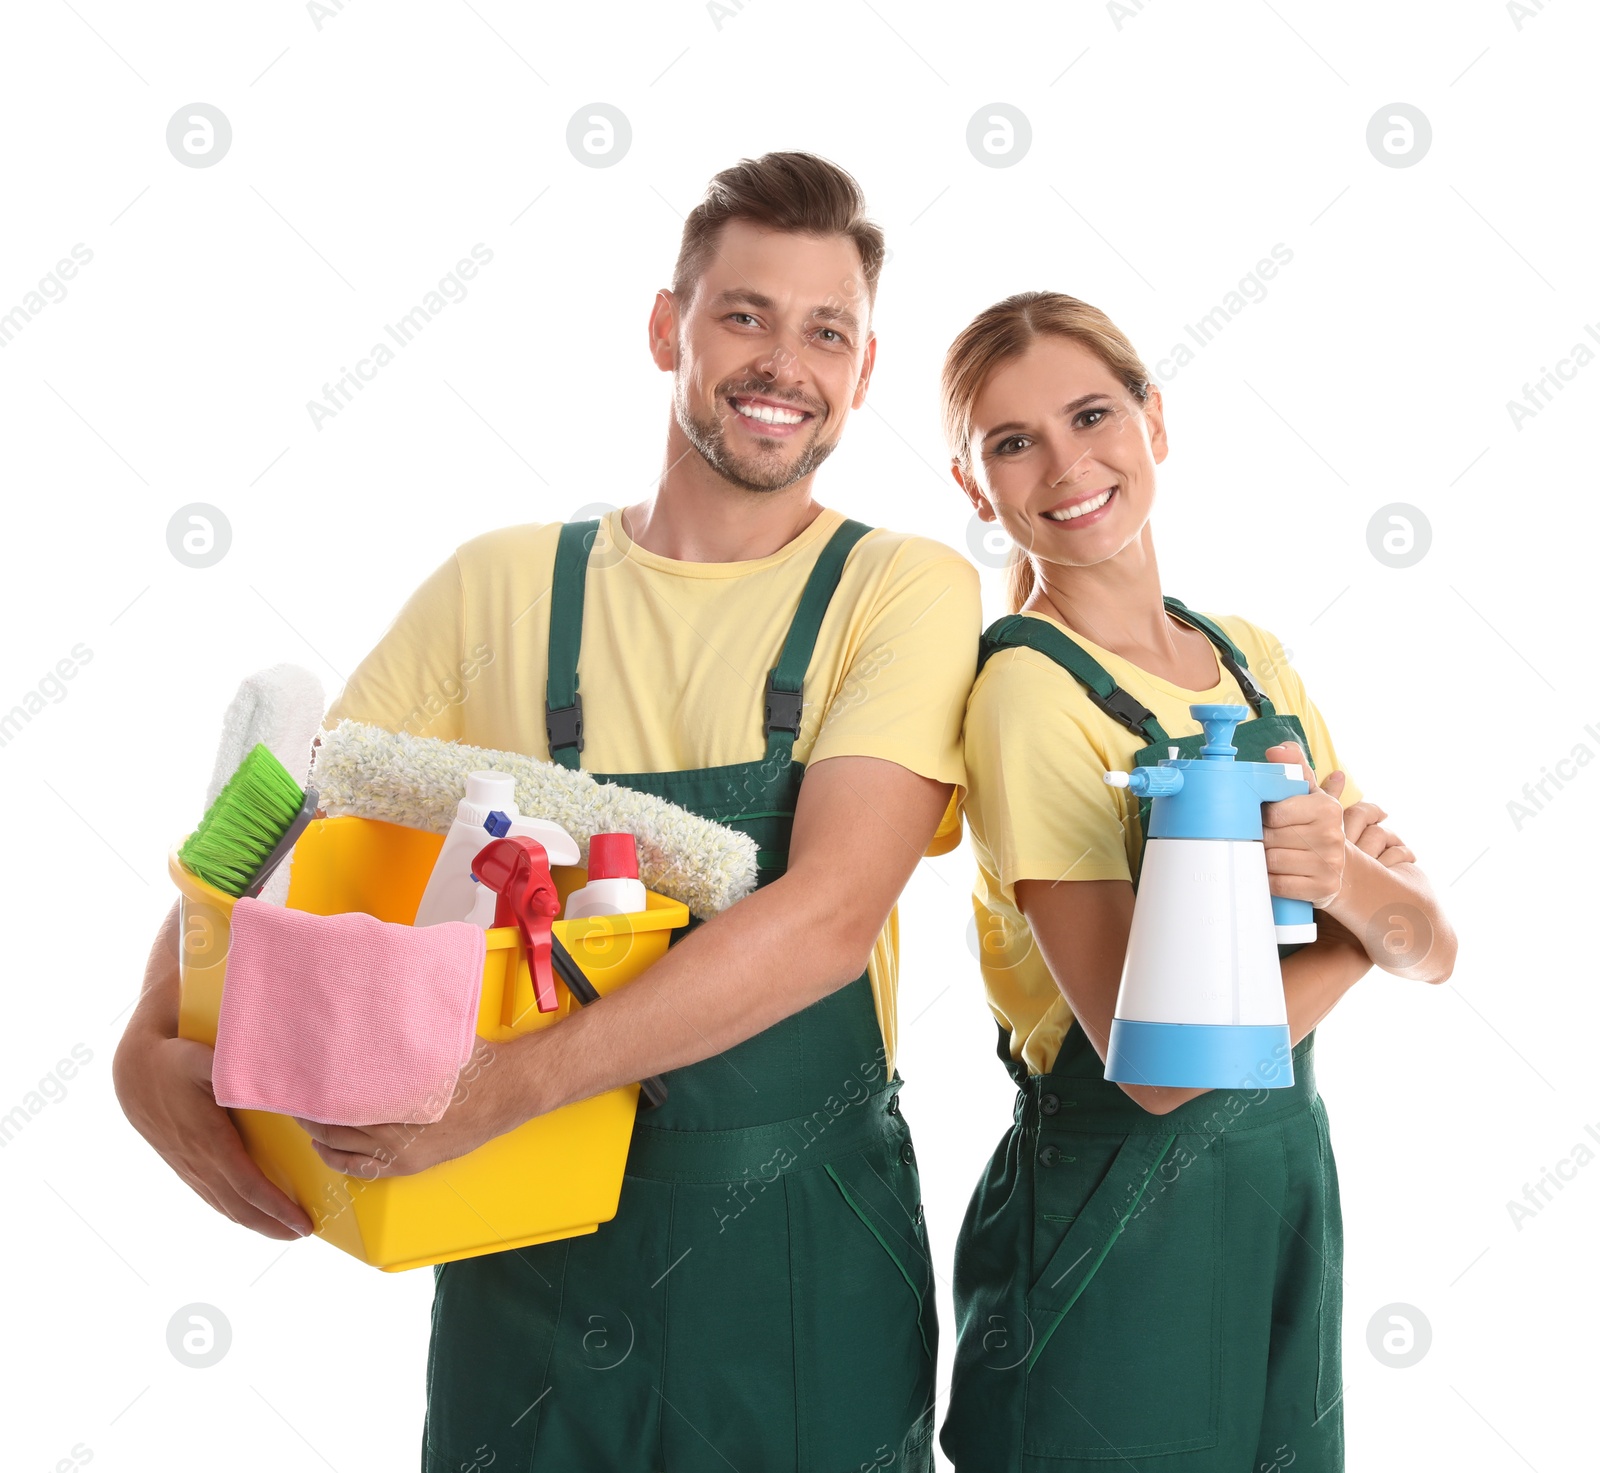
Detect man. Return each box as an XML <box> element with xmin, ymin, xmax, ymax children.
<box><xmin>115</xmin><ymin>151</ymin><xmax>980</xmax><ymax>1471</ymax></box>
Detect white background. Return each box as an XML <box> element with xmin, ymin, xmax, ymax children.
<box><xmin>2</xmin><ymin>1</ymin><xmax>1594</xmax><ymax>1468</ymax></box>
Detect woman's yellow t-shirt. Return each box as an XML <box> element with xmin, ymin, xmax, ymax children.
<box><xmin>320</xmin><ymin>506</ymin><xmax>982</xmax><ymax>1077</ymax></box>
<box><xmin>961</xmin><ymin>609</ymin><xmax>1364</xmax><ymax>1078</ymax></box>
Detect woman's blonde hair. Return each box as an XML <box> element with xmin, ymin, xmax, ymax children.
<box><xmin>940</xmin><ymin>291</ymin><xmax>1153</xmax><ymax>613</ymax></box>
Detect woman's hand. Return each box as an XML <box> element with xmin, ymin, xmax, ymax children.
<box><xmin>1341</xmin><ymin>798</ymin><xmax>1416</xmax><ymax>868</ymax></box>
<box><xmin>1261</xmin><ymin>741</ymin><xmax>1348</xmax><ymax>909</ymax></box>
<box><xmin>1266</xmin><ymin>748</ymin><xmax>1458</xmax><ymax>984</ymax></box>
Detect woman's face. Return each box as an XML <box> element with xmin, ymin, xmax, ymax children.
<box><xmin>955</xmin><ymin>333</ymin><xmax>1166</xmax><ymax>571</ymax></box>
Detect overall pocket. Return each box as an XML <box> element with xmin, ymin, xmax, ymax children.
<box><xmin>423</xmin><ymin>1244</ymin><xmax>569</xmax><ymax>1472</ymax></box>
<box><xmin>824</xmin><ymin>1138</ymin><xmax>935</xmax><ymax>1358</ymax></box>
<box><xmin>1311</xmin><ymin>1096</ymin><xmax>1345</xmax><ymax>1424</ymax></box>
<box><xmin>1023</xmin><ymin>1129</ymin><xmax>1222</xmax><ymax>1460</ymax></box>
<box><xmin>789</xmin><ymin>1132</ymin><xmax>937</xmax><ymax>1472</ymax></box>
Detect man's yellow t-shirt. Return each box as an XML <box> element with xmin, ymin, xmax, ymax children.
<box><xmin>961</xmin><ymin>609</ymin><xmax>1365</xmax><ymax>1079</ymax></box>
<box><xmin>320</xmin><ymin>506</ymin><xmax>982</xmax><ymax>1077</ymax></box>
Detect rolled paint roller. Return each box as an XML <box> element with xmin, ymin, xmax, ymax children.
<box><xmin>312</xmin><ymin>720</ymin><xmax>759</xmax><ymax>921</ymax></box>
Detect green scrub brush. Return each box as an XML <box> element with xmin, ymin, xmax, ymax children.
<box><xmin>178</xmin><ymin>743</ymin><xmax>320</xmax><ymax>898</ymax></box>
<box><xmin>312</xmin><ymin>720</ymin><xmax>758</xmax><ymax>920</ymax></box>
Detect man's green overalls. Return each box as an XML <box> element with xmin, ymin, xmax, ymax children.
<box><xmin>940</xmin><ymin>601</ymin><xmax>1346</xmax><ymax>1473</ymax></box>
<box><xmin>422</xmin><ymin>519</ymin><xmax>938</xmax><ymax>1473</ymax></box>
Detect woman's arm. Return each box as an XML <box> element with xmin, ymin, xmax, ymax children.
<box><xmin>1016</xmin><ymin>876</ymin><xmax>1373</xmax><ymax>1116</ymax></box>
<box><xmin>1263</xmin><ymin>743</ymin><xmax>1457</xmax><ymax>986</ymax></box>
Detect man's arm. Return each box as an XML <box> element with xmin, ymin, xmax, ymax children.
<box><xmin>515</xmin><ymin>754</ymin><xmax>952</xmax><ymax>1116</ymax></box>
<box><xmin>300</xmin><ymin>757</ymin><xmax>956</xmax><ymax>1178</ymax></box>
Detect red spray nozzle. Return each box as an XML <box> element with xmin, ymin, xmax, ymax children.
<box><xmin>472</xmin><ymin>836</ymin><xmax>561</xmax><ymax>1016</ymax></box>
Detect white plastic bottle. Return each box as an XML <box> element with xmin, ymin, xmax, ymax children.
<box><xmin>465</xmin><ymin>810</ymin><xmax>582</xmax><ymax>928</ymax></box>
<box><xmin>563</xmin><ymin>833</ymin><xmax>646</xmax><ymax>920</ymax></box>
<box><xmin>413</xmin><ymin>772</ymin><xmax>579</xmax><ymax>927</ymax></box>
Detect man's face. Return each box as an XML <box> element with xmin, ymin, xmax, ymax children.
<box><xmin>658</xmin><ymin>219</ymin><xmax>875</xmax><ymax>494</ymax></box>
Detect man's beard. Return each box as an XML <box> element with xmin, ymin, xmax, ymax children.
<box><xmin>675</xmin><ymin>384</ymin><xmax>838</xmax><ymax>494</ymax></box>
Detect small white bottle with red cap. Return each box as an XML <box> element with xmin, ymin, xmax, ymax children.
<box><xmin>563</xmin><ymin>833</ymin><xmax>646</xmax><ymax>920</ymax></box>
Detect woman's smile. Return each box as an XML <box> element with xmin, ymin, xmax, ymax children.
<box><xmin>1040</xmin><ymin>484</ymin><xmax>1118</xmax><ymax>527</ymax></box>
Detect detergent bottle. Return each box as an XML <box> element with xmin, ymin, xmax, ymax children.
<box><xmin>465</xmin><ymin>809</ymin><xmax>581</xmax><ymax>927</ymax></box>
<box><xmin>1100</xmin><ymin>704</ymin><xmax>1314</xmax><ymax>1090</ymax></box>
<box><xmin>413</xmin><ymin>772</ymin><xmax>579</xmax><ymax>928</ymax></box>
<box><xmin>563</xmin><ymin>833</ymin><xmax>646</xmax><ymax>920</ymax></box>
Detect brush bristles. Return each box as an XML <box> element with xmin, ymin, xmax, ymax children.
<box><xmin>313</xmin><ymin>721</ymin><xmax>760</xmax><ymax>920</ymax></box>
<box><xmin>180</xmin><ymin>744</ymin><xmax>305</xmax><ymax>896</ymax></box>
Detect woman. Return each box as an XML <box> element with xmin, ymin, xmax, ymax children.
<box><xmin>936</xmin><ymin>292</ymin><xmax>1456</xmax><ymax>1472</ymax></box>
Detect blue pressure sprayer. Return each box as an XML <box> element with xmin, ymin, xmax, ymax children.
<box><xmin>1101</xmin><ymin>704</ymin><xmax>1314</xmax><ymax>1090</ymax></box>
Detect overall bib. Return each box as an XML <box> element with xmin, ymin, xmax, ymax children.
<box><xmin>423</xmin><ymin>519</ymin><xmax>938</xmax><ymax>1473</ymax></box>
<box><xmin>940</xmin><ymin>599</ymin><xmax>1344</xmax><ymax>1473</ymax></box>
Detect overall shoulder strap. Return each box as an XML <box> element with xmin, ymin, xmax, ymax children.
<box><xmin>978</xmin><ymin>614</ymin><xmax>1170</xmax><ymax>746</ymax></box>
<box><xmin>1162</xmin><ymin>597</ymin><xmax>1275</xmax><ymax>716</ymax></box>
<box><xmin>545</xmin><ymin>519</ymin><xmax>599</xmax><ymax>769</ymax></box>
<box><xmin>764</xmin><ymin>518</ymin><xmax>874</xmax><ymax>761</ymax></box>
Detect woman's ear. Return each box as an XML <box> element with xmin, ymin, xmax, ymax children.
<box><xmin>951</xmin><ymin>458</ymin><xmax>993</xmax><ymax>519</ymax></box>
<box><xmin>1144</xmin><ymin>386</ymin><xmax>1169</xmax><ymax>464</ymax></box>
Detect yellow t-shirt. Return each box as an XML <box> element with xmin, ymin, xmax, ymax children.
<box><xmin>320</xmin><ymin>506</ymin><xmax>982</xmax><ymax>1076</ymax></box>
<box><xmin>961</xmin><ymin>609</ymin><xmax>1365</xmax><ymax>1078</ymax></box>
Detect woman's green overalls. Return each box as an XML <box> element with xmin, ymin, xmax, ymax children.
<box><xmin>423</xmin><ymin>518</ymin><xmax>938</xmax><ymax>1473</ymax></box>
<box><xmin>940</xmin><ymin>599</ymin><xmax>1345</xmax><ymax>1473</ymax></box>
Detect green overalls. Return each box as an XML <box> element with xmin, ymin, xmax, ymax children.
<box><xmin>423</xmin><ymin>518</ymin><xmax>938</xmax><ymax>1473</ymax></box>
<box><xmin>940</xmin><ymin>600</ymin><xmax>1345</xmax><ymax>1473</ymax></box>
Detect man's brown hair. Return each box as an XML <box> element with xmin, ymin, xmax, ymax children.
<box><xmin>671</xmin><ymin>152</ymin><xmax>886</xmax><ymax>320</ymax></box>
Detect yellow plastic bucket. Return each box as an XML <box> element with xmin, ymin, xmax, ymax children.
<box><xmin>170</xmin><ymin>814</ymin><xmax>688</xmax><ymax>1272</ymax></box>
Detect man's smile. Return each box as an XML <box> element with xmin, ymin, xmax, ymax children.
<box><xmin>726</xmin><ymin>392</ymin><xmax>816</xmax><ymax>438</ymax></box>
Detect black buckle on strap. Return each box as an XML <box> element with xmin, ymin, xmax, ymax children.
<box><xmin>1228</xmin><ymin>658</ymin><xmax>1267</xmax><ymax>708</ymax></box>
<box><xmin>546</xmin><ymin>693</ymin><xmax>584</xmax><ymax>753</ymax></box>
<box><xmin>1088</xmin><ymin>685</ymin><xmax>1155</xmax><ymax>735</ymax></box>
<box><xmin>763</xmin><ymin>674</ymin><xmax>804</xmax><ymax>737</ymax></box>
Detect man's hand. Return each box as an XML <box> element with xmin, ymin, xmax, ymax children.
<box><xmin>1262</xmin><ymin>740</ymin><xmax>1348</xmax><ymax>909</ymax></box>
<box><xmin>295</xmin><ymin>1039</ymin><xmax>525</xmax><ymax>1179</ymax></box>
<box><xmin>115</xmin><ymin>901</ymin><xmax>315</xmax><ymax>1241</ymax></box>
<box><xmin>115</xmin><ymin>1028</ymin><xmax>315</xmax><ymax>1240</ymax></box>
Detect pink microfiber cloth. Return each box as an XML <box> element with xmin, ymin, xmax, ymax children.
<box><xmin>212</xmin><ymin>899</ymin><xmax>486</xmax><ymax>1127</ymax></box>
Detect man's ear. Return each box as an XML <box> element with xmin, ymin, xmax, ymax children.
<box><xmin>648</xmin><ymin>289</ymin><xmax>677</xmax><ymax>372</ymax></box>
<box><xmin>851</xmin><ymin>332</ymin><xmax>878</xmax><ymax>408</ymax></box>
